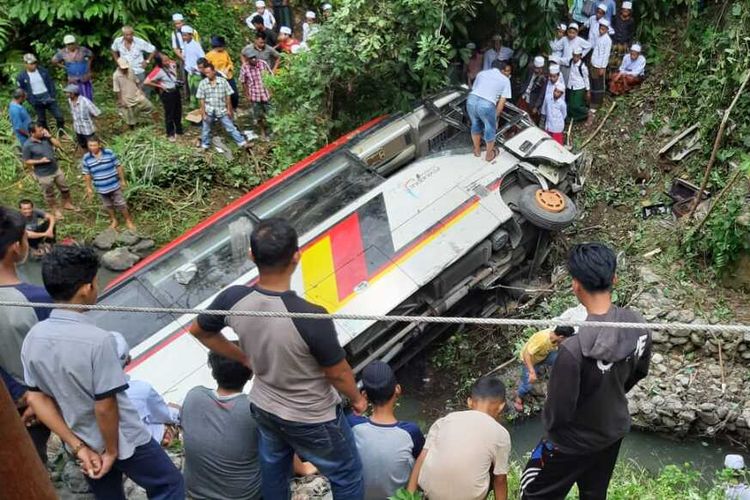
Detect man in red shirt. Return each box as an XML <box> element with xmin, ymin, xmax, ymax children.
<box><xmin>277</xmin><ymin>26</ymin><xmax>300</xmax><ymax>54</ymax></box>
<box><xmin>239</xmin><ymin>53</ymin><xmax>272</xmax><ymax>139</ymax></box>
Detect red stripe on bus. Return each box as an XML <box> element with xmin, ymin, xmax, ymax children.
<box><xmin>329</xmin><ymin>213</ymin><xmax>368</xmax><ymax>301</ymax></box>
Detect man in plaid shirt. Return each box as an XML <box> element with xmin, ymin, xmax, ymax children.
<box><xmin>64</xmin><ymin>84</ymin><xmax>101</xmax><ymax>150</ymax></box>
<box><xmin>196</xmin><ymin>63</ymin><xmax>249</xmax><ymax>151</ymax></box>
<box><xmin>240</xmin><ymin>53</ymin><xmax>272</xmax><ymax>139</ymax></box>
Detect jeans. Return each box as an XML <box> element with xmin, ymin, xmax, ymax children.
<box><xmin>466</xmin><ymin>93</ymin><xmax>497</xmax><ymax>142</ymax></box>
<box><xmin>201</xmin><ymin>112</ymin><xmax>246</xmax><ymax>148</ymax></box>
<box><xmin>160</xmin><ymin>90</ymin><xmax>183</xmax><ymax>137</ymax></box>
<box><xmin>251</xmin><ymin>404</ymin><xmax>364</xmax><ymax>500</ymax></box>
<box><xmin>31</xmin><ymin>93</ymin><xmax>64</xmax><ymax>130</ymax></box>
<box><xmin>85</xmin><ymin>439</ymin><xmax>184</xmax><ymax>500</ymax></box>
<box><xmin>518</xmin><ymin>350</ymin><xmax>558</xmax><ymax>397</ymax></box>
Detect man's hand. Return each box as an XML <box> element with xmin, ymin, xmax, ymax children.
<box><xmin>120</xmin><ymin>177</ymin><xmax>128</xmax><ymax>189</ymax></box>
<box><xmin>528</xmin><ymin>370</ymin><xmax>538</xmax><ymax>384</ymax></box>
<box><xmin>227</xmin><ymin>108</ymin><xmax>234</xmax><ymax>120</ymax></box>
<box><xmin>91</xmin><ymin>451</ymin><xmax>116</xmax><ymax>479</ymax></box>
<box><xmin>20</xmin><ymin>404</ymin><xmax>37</xmax><ymax>427</ymax></box>
<box><xmin>37</xmin><ymin>157</ymin><xmax>51</xmax><ymax>164</ymax></box>
<box><xmin>77</xmin><ymin>446</ymin><xmax>102</xmax><ymax>478</ymax></box>
<box><xmin>85</xmin><ymin>188</ymin><xmax>94</xmax><ymax>200</ymax></box>
<box><xmin>351</xmin><ymin>395</ymin><xmax>367</xmax><ymax>415</ymax></box>
<box><xmin>43</xmin><ymin>229</ymin><xmax>54</xmax><ymax>239</ymax></box>
<box><xmin>140</xmin><ymin>61</ymin><xmax>148</xmax><ymax>69</ymax></box>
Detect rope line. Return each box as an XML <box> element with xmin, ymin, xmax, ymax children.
<box><xmin>1</xmin><ymin>300</ymin><xmax>747</xmax><ymax>333</ymax></box>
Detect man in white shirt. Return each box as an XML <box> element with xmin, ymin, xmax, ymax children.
<box><xmin>560</xmin><ymin>23</ymin><xmax>591</xmax><ymax>84</ymax></box>
<box><xmin>483</xmin><ymin>35</ymin><xmax>514</xmax><ymax>71</ymax></box>
<box><xmin>542</xmin><ymin>64</ymin><xmax>566</xmax><ymax>124</ymax></box>
<box><xmin>590</xmin><ymin>18</ymin><xmax>612</xmax><ymax>108</ymax></box>
<box><xmin>610</xmin><ymin>44</ymin><xmax>647</xmax><ymax>95</ymax></box>
<box><xmin>181</xmin><ymin>26</ymin><xmax>205</xmax><ymax>106</ymax></box>
<box><xmin>254</xmin><ymin>1</ymin><xmax>276</xmax><ymax>30</ymax></box>
<box><xmin>566</xmin><ymin>47</ymin><xmax>591</xmax><ymax>123</ymax></box>
<box><xmin>585</xmin><ymin>4</ymin><xmax>608</xmax><ymax>45</ymax></box>
<box><xmin>549</xmin><ymin>24</ymin><xmax>567</xmax><ymax>64</ymax></box>
<box><xmin>111</xmin><ymin>26</ymin><xmax>155</xmax><ymax>84</ymax></box>
<box><xmin>466</xmin><ymin>62</ymin><xmax>512</xmax><ymax>162</ymax></box>
<box><xmin>543</xmin><ymin>82</ymin><xmax>567</xmax><ymax>145</ymax></box>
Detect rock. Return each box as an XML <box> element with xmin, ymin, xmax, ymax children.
<box><xmin>652</xmin><ymin>331</ymin><xmax>668</xmax><ymax>343</ymax></box>
<box><xmin>699</xmin><ymin>403</ymin><xmax>717</xmax><ymax>412</ymax></box>
<box><xmin>670</xmin><ymin>329</ymin><xmax>690</xmax><ymax>338</ymax></box>
<box><xmin>651</xmin><ymin>353</ymin><xmax>664</xmax><ymax>364</ymax></box>
<box><xmin>678</xmin><ymin>410</ymin><xmax>696</xmax><ymax>422</ymax></box>
<box><xmin>93</xmin><ymin>228</ymin><xmax>118</xmax><ymax>250</ymax></box>
<box><xmin>640</xmin><ymin>112</ymin><xmax>654</xmax><ymax>126</ymax></box>
<box><xmin>101</xmin><ymin>248</ymin><xmax>140</xmax><ymax>271</ymax></box>
<box><xmin>708</xmin><ymin>364</ymin><xmax>722</xmax><ymax>377</ymax></box>
<box><xmin>638</xmin><ymin>266</ymin><xmax>661</xmax><ymax>285</ymax></box>
<box><xmin>699</xmin><ymin>411</ymin><xmax>720</xmax><ymax>425</ymax></box>
<box><xmin>690</xmin><ymin>332</ymin><xmax>705</xmax><ymax>346</ymax></box>
<box><xmin>671</xmin><ymin>336</ymin><xmax>689</xmax><ymax>346</ymax></box>
<box><xmin>658</xmin><ymin>125</ymin><xmax>674</xmax><ymax>138</ymax></box>
<box><xmin>61</xmin><ymin>460</ymin><xmax>92</xmax><ymax>494</ymax></box>
<box><xmin>117</xmin><ymin>230</ymin><xmax>140</xmax><ymax>246</ymax></box>
<box><xmin>742</xmin><ymin>351</ymin><xmax>750</xmax><ymax>360</ymax></box>
<box><xmin>130</xmin><ymin>239</ymin><xmax>156</xmax><ymax>256</ymax></box>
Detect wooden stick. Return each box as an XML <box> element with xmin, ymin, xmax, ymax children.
<box><xmin>565</xmin><ymin>119</ymin><xmax>574</xmax><ymax>148</ymax></box>
<box><xmin>718</xmin><ymin>338</ymin><xmax>726</xmax><ymax>395</ymax></box>
<box><xmin>688</xmin><ymin>68</ymin><xmax>750</xmax><ymax>219</ymax></box>
<box><xmin>484</xmin><ymin>357</ymin><xmax>516</xmax><ymax>377</ymax></box>
<box><xmin>579</xmin><ymin>101</ymin><xmax>617</xmax><ymax>150</ymax></box>
<box><xmin>692</xmin><ymin>163</ymin><xmax>746</xmax><ymax>235</ymax></box>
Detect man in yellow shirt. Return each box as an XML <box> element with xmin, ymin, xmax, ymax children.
<box><xmin>514</xmin><ymin>326</ymin><xmax>574</xmax><ymax>411</ymax></box>
<box><xmin>205</xmin><ymin>36</ymin><xmax>238</xmax><ymax>110</ymax></box>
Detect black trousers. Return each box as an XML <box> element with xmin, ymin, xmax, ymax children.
<box><xmin>32</xmin><ymin>95</ymin><xmax>65</xmax><ymax>130</ymax></box>
<box><xmin>227</xmin><ymin>77</ymin><xmax>239</xmax><ymax>111</ymax></box>
<box><xmin>160</xmin><ymin>89</ymin><xmax>183</xmax><ymax>137</ymax></box>
<box><xmin>521</xmin><ymin>438</ymin><xmax>623</xmax><ymax>500</ymax></box>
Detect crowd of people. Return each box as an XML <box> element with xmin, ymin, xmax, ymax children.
<box><xmin>1</xmin><ymin>197</ymin><xmax>660</xmax><ymax>499</ymax></box>
<box><xmin>465</xmin><ymin>1</ymin><xmax>646</xmax><ymax>159</ymax></box>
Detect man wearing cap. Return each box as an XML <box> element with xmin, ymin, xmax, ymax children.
<box><xmin>170</xmin><ymin>13</ymin><xmax>194</xmax><ymax>102</ymax></box>
<box><xmin>611</xmin><ymin>2</ymin><xmax>636</xmax><ymax>77</ymax></box>
<box><xmin>242</xmin><ymin>32</ymin><xmax>281</xmax><ymax>73</ymax></box>
<box><xmin>239</xmin><ymin>51</ymin><xmax>273</xmax><ymax>139</ymax></box>
<box><xmin>483</xmin><ymin>35</ymin><xmax>514</xmax><ymax>71</ymax></box>
<box><xmin>254</xmin><ymin>0</ymin><xmax>276</xmax><ymax>30</ymax></box>
<box><xmin>549</xmin><ymin>24</ymin><xmax>567</xmax><ymax>64</ymax></box>
<box><xmin>560</xmin><ymin>24</ymin><xmax>591</xmax><ymax>87</ymax></box>
<box><xmin>590</xmin><ymin>18</ymin><xmax>612</xmax><ymax>108</ymax></box>
<box><xmin>610</xmin><ymin>44</ymin><xmax>646</xmax><ymax>95</ymax></box>
<box><xmin>111</xmin><ymin>26</ymin><xmax>155</xmax><ymax>85</ymax></box>
<box><xmin>206</xmin><ymin>36</ymin><xmax>239</xmax><ymax>110</ymax></box>
<box><xmin>724</xmin><ymin>455</ymin><xmax>750</xmax><ymax>499</ymax></box>
<box><xmin>277</xmin><ymin>26</ymin><xmax>301</xmax><ymax>54</ymax></box>
<box><xmin>566</xmin><ymin>46</ymin><xmax>591</xmax><ymax>123</ymax></box>
<box><xmin>181</xmin><ymin>26</ymin><xmax>205</xmax><ymax>107</ymax></box>
<box><xmin>196</xmin><ymin>63</ymin><xmax>249</xmax><ymax>151</ymax></box>
<box><xmin>348</xmin><ymin>361</ymin><xmax>425</xmax><ymax>499</ymax></box>
<box><xmin>543</xmin><ymin>82</ymin><xmax>567</xmax><ymax>145</ymax></box>
<box><xmin>585</xmin><ymin>4</ymin><xmax>608</xmax><ymax>46</ymax></box>
<box><xmin>8</xmin><ymin>89</ymin><xmax>33</xmax><ymax>147</ymax></box>
<box><xmin>541</xmin><ymin>64</ymin><xmax>565</xmax><ymax>123</ymax></box>
<box><xmin>52</xmin><ymin>35</ymin><xmax>95</xmax><ymax>101</ymax></box>
<box><xmin>113</xmin><ymin>58</ymin><xmax>154</xmax><ymax>129</ymax></box>
<box><xmin>518</xmin><ymin>56</ymin><xmax>547</xmax><ymax>123</ymax></box>
<box><xmin>322</xmin><ymin>3</ymin><xmax>333</xmax><ymax>21</ymax></box>
<box><xmin>65</xmin><ymin>84</ymin><xmax>100</xmax><ymax>151</ymax></box>
<box><xmin>302</xmin><ymin>11</ymin><xmax>319</xmax><ymax>43</ymax></box>
<box><xmin>16</xmin><ymin>54</ymin><xmax>65</xmax><ymax>132</ymax></box>
<box><xmin>467</xmin><ymin>61</ymin><xmax>512</xmax><ymax>162</ymax></box>
<box><xmin>248</xmin><ymin>14</ymin><xmax>279</xmax><ymax>47</ymax></box>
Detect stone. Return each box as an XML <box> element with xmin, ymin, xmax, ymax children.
<box><xmin>61</xmin><ymin>460</ymin><xmax>92</xmax><ymax>494</ymax></box>
<box><xmin>651</xmin><ymin>353</ymin><xmax>664</xmax><ymax>364</ymax></box>
<box><xmin>699</xmin><ymin>402</ymin><xmax>717</xmax><ymax>412</ymax></box>
<box><xmin>699</xmin><ymin>411</ymin><xmax>720</xmax><ymax>425</ymax></box>
<box><xmin>117</xmin><ymin>230</ymin><xmax>140</xmax><ymax>246</ymax></box>
<box><xmin>690</xmin><ymin>332</ymin><xmax>705</xmax><ymax>346</ymax></box>
<box><xmin>676</xmin><ymin>374</ymin><xmax>690</xmax><ymax>387</ymax></box>
<box><xmin>670</xmin><ymin>329</ymin><xmax>690</xmax><ymax>338</ymax></box>
<box><xmin>717</xmin><ymin>406</ymin><xmax>730</xmax><ymax>419</ymax></box>
<box><xmin>638</xmin><ymin>266</ymin><xmax>661</xmax><ymax>285</ymax></box>
<box><xmin>671</xmin><ymin>336</ymin><xmax>689</xmax><ymax>346</ymax></box>
<box><xmin>742</xmin><ymin>351</ymin><xmax>750</xmax><ymax>360</ymax></box>
<box><xmin>652</xmin><ymin>331</ymin><xmax>668</xmax><ymax>343</ymax></box>
<box><xmin>101</xmin><ymin>248</ymin><xmax>140</xmax><ymax>271</ymax></box>
<box><xmin>93</xmin><ymin>228</ymin><xmax>118</xmax><ymax>250</ymax></box>
<box><xmin>130</xmin><ymin>239</ymin><xmax>156</xmax><ymax>256</ymax></box>
<box><xmin>708</xmin><ymin>364</ymin><xmax>722</xmax><ymax>377</ymax></box>
<box><xmin>678</xmin><ymin>410</ymin><xmax>696</xmax><ymax>422</ymax></box>
<box><xmin>640</xmin><ymin>112</ymin><xmax>654</xmax><ymax>126</ymax></box>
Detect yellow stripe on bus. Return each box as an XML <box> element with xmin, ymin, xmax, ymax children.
<box><xmin>300</xmin><ymin>235</ymin><xmax>340</xmax><ymax>308</ymax></box>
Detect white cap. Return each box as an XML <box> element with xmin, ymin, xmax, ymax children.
<box><xmin>622</xmin><ymin>1</ymin><xmax>633</xmax><ymax>9</ymax></box>
<box><xmin>597</xmin><ymin>2</ymin><xmax>607</xmax><ymax>11</ymax></box>
<box><xmin>558</xmin><ymin>23</ymin><xmax>567</xmax><ymax>31</ymax></box>
<box><xmin>117</xmin><ymin>57</ymin><xmax>130</xmax><ymax>69</ymax></box>
<box><xmin>305</xmin><ymin>10</ymin><xmax>316</xmax><ymax>18</ymax></box>
<box><xmin>631</xmin><ymin>43</ymin><xmax>642</xmax><ymax>52</ymax></box>
<box><xmin>533</xmin><ymin>56</ymin><xmax>545</xmax><ymax>68</ymax></box>
<box><xmin>63</xmin><ymin>34</ymin><xmax>76</xmax><ymax>44</ymax></box>
<box><xmin>549</xmin><ymin>64</ymin><xmax>560</xmax><ymax>75</ymax></box>
<box><xmin>110</xmin><ymin>332</ymin><xmax>130</xmax><ymax>367</ymax></box>
<box><xmin>573</xmin><ymin>46</ymin><xmax>583</xmax><ymax>55</ymax></box>
<box><xmin>568</xmin><ymin>22</ymin><xmax>579</xmax><ymax>31</ymax></box>
<box><xmin>599</xmin><ymin>18</ymin><xmax>611</xmax><ymax>27</ymax></box>
<box><xmin>491</xmin><ymin>34</ymin><xmax>502</xmax><ymax>41</ymax></box>
<box><xmin>181</xmin><ymin>25</ymin><xmax>194</xmax><ymax>34</ymax></box>
<box><xmin>466</xmin><ymin>42</ymin><xmax>477</xmax><ymax>50</ymax></box>
<box><xmin>554</xmin><ymin>81</ymin><xmax>566</xmax><ymax>93</ymax></box>
<box><xmin>172</xmin><ymin>13</ymin><xmax>184</xmax><ymax>21</ymax></box>
<box><xmin>549</xmin><ymin>55</ymin><xmax>560</xmax><ymax>64</ymax></box>
<box><xmin>725</xmin><ymin>455</ymin><xmax>746</xmax><ymax>470</ymax></box>
<box><xmin>256</xmin><ymin>0</ymin><xmax>265</xmax><ymax>7</ymax></box>
<box><xmin>280</xmin><ymin>26</ymin><xmax>292</xmax><ymax>35</ymax></box>
<box><xmin>23</xmin><ymin>53</ymin><xmax>37</xmax><ymax>64</ymax></box>
<box><xmin>322</xmin><ymin>3</ymin><xmax>332</xmax><ymax>10</ymax></box>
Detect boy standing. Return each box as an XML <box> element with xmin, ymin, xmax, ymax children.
<box><xmin>21</xmin><ymin>245</ymin><xmax>184</xmax><ymax>499</ymax></box>
<box><xmin>514</xmin><ymin>325</ymin><xmax>574</xmax><ymax>412</ymax></box>
<box><xmin>543</xmin><ymin>82</ymin><xmax>567</xmax><ymax>145</ymax></box>
<box><xmin>81</xmin><ymin>137</ymin><xmax>135</xmax><ymax>231</ymax></box>
<box><xmin>349</xmin><ymin>361</ymin><xmax>425</xmax><ymax>499</ymax></box>
<box><xmin>408</xmin><ymin>377</ymin><xmax>510</xmax><ymax>500</ymax></box>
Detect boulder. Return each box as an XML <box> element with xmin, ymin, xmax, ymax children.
<box><xmin>101</xmin><ymin>248</ymin><xmax>140</xmax><ymax>271</ymax></box>
<box><xmin>690</xmin><ymin>332</ymin><xmax>705</xmax><ymax>346</ymax></box>
<box><xmin>671</xmin><ymin>336</ymin><xmax>689</xmax><ymax>346</ymax></box>
<box><xmin>93</xmin><ymin>228</ymin><xmax>118</xmax><ymax>250</ymax></box>
<box><xmin>652</xmin><ymin>331</ymin><xmax>668</xmax><ymax>343</ymax></box>
<box><xmin>130</xmin><ymin>239</ymin><xmax>156</xmax><ymax>257</ymax></box>
<box><xmin>61</xmin><ymin>460</ymin><xmax>93</xmax><ymax>495</ymax></box>
<box><xmin>117</xmin><ymin>230</ymin><xmax>140</xmax><ymax>246</ymax></box>
<box><xmin>638</xmin><ymin>266</ymin><xmax>661</xmax><ymax>285</ymax></box>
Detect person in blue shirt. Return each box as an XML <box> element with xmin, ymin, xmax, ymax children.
<box><xmin>8</xmin><ymin>89</ymin><xmax>33</xmax><ymax>147</ymax></box>
<box><xmin>349</xmin><ymin>361</ymin><xmax>425</xmax><ymax>500</ymax></box>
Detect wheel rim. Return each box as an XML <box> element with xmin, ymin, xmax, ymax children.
<box><xmin>534</xmin><ymin>189</ymin><xmax>566</xmax><ymax>213</ymax></box>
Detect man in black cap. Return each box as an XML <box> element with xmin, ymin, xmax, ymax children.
<box><xmin>348</xmin><ymin>361</ymin><xmax>425</xmax><ymax>500</ymax></box>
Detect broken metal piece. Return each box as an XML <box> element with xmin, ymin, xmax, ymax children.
<box><xmin>658</xmin><ymin>123</ymin><xmax>700</xmax><ymax>157</ymax></box>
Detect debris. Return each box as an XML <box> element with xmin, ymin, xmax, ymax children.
<box><xmin>643</xmin><ymin>248</ymin><xmax>662</xmax><ymax>258</ymax></box>
<box><xmin>185</xmin><ymin>109</ymin><xmax>202</xmax><ymax>124</ymax></box>
<box><xmin>641</xmin><ymin>202</ymin><xmax>671</xmax><ymax>219</ymax></box>
<box><xmin>101</xmin><ymin>247</ymin><xmax>141</xmax><ymax>271</ymax></box>
<box><xmin>93</xmin><ymin>228</ymin><xmax>118</xmax><ymax>250</ymax></box>
<box><xmin>658</xmin><ymin>123</ymin><xmax>699</xmax><ymax>156</ymax></box>
<box><xmin>174</xmin><ymin>263</ymin><xmax>198</xmax><ymax>285</ymax></box>
<box><xmin>667</xmin><ymin>178</ymin><xmax>711</xmax><ymax>218</ymax></box>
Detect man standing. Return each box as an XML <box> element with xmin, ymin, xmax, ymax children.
<box><xmin>18</xmin><ymin>199</ymin><xmax>56</xmax><ymax>257</ymax></box>
<box><xmin>22</xmin><ymin>245</ymin><xmax>185</xmax><ymax>499</ymax></box>
<box><xmin>196</xmin><ymin>63</ymin><xmax>249</xmax><ymax>152</ymax></box>
<box><xmin>111</xmin><ymin>26</ymin><xmax>155</xmax><ymax>84</ymax></box>
<box><xmin>0</xmin><ymin>205</ymin><xmax>53</xmax><ymax>460</ymax></box>
<box><xmin>590</xmin><ymin>18</ymin><xmax>612</xmax><ymax>109</ymax></box>
<box><xmin>189</xmin><ymin>218</ymin><xmax>366</xmax><ymax>499</ymax></box>
<box><xmin>517</xmin><ymin>56</ymin><xmax>547</xmax><ymax>123</ymax></box>
<box><xmin>82</xmin><ymin>137</ymin><xmax>136</xmax><ymax>231</ymax></box>
<box><xmin>466</xmin><ymin>62</ymin><xmax>512</xmax><ymax>161</ymax></box>
<box><xmin>239</xmin><ymin>52</ymin><xmax>273</xmax><ymax>139</ymax></box>
<box><xmin>9</xmin><ymin>89</ymin><xmax>33</xmax><ymax>147</ymax></box>
<box><xmin>242</xmin><ymin>32</ymin><xmax>281</xmax><ymax>73</ymax></box>
<box><xmin>566</xmin><ymin>47</ymin><xmax>591</xmax><ymax>124</ymax></box>
<box><xmin>113</xmin><ymin>58</ymin><xmax>154</xmax><ymax>129</ymax></box>
<box><xmin>249</xmin><ymin>15</ymin><xmax>279</xmax><ymax>47</ymax></box>
<box><xmin>180</xmin><ymin>26</ymin><xmax>205</xmax><ymax>107</ymax></box>
<box><xmin>302</xmin><ymin>11</ymin><xmax>319</xmax><ymax>43</ymax></box>
<box><xmin>16</xmin><ymin>54</ymin><xmax>65</xmax><ymax>132</ymax></box>
<box><xmin>65</xmin><ymin>84</ymin><xmax>101</xmax><ymax>150</ymax></box>
<box><xmin>559</xmin><ymin>23</ymin><xmax>591</xmax><ymax>85</ymax></box>
<box><xmin>585</xmin><ymin>4</ymin><xmax>608</xmax><ymax>46</ymax></box>
<box><xmin>170</xmin><ymin>13</ymin><xmax>193</xmax><ymax>102</ymax></box>
<box><xmin>483</xmin><ymin>34</ymin><xmax>514</xmax><ymax>71</ymax></box>
<box><xmin>22</xmin><ymin>124</ymin><xmax>77</xmax><ymax>219</ymax></box>
<box><xmin>521</xmin><ymin>243</ymin><xmax>652</xmax><ymax>499</ymax></box>
<box><xmin>52</xmin><ymin>35</ymin><xmax>95</xmax><ymax>101</ymax></box>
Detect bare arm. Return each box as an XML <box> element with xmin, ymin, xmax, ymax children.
<box><xmin>116</xmin><ymin>165</ymin><xmax>127</xmax><ymax>188</ymax></box>
<box><xmin>111</xmin><ymin>51</ymin><xmax>120</xmax><ymax>65</ymax></box>
<box><xmin>522</xmin><ymin>350</ymin><xmax>537</xmax><ymax>380</ymax></box>
<box><xmin>493</xmin><ymin>474</ymin><xmax>508</xmax><ymax>500</ymax></box>
<box><xmin>189</xmin><ymin>321</ymin><xmax>249</xmax><ymax>367</ymax></box>
<box><xmin>94</xmin><ymin>396</ymin><xmax>119</xmax><ymax>458</ymax></box>
<box><xmin>496</xmin><ymin>96</ymin><xmax>507</xmax><ymax>116</ymax></box>
<box><xmin>226</xmin><ymin>94</ymin><xmax>234</xmax><ymax>118</ymax></box>
<box><xmin>407</xmin><ymin>449</ymin><xmax>427</xmax><ymax>492</ymax></box>
<box><xmin>199</xmin><ymin>98</ymin><xmax>207</xmax><ymax>119</ymax></box>
<box><xmin>321</xmin><ymin>358</ymin><xmax>365</xmax><ymax>412</ymax></box>
<box><xmin>26</xmin><ymin>392</ymin><xmax>85</xmax><ymax>450</ymax></box>
<box><xmin>44</xmin><ymin>211</ymin><xmax>56</xmax><ymax>234</ymax></box>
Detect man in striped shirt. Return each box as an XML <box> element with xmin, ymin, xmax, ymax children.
<box><xmin>81</xmin><ymin>137</ymin><xmax>135</xmax><ymax>230</ymax></box>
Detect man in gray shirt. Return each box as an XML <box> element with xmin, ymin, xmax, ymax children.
<box><xmin>22</xmin><ymin>245</ymin><xmax>184</xmax><ymax>499</ymax></box>
<box><xmin>181</xmin><ymin>350</ymin><xmax>261</xmax><ymax>500</ymax></box>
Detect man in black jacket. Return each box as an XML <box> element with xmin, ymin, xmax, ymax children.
<box><xmin>16</xmin><ymin>54</ymin><xmax>65</xmax><ymax>131</ymax></box>
<box><xmin>521</xmin><ymin>243</ymin><xmax>651</xmax><ymax>500</ymax></box>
